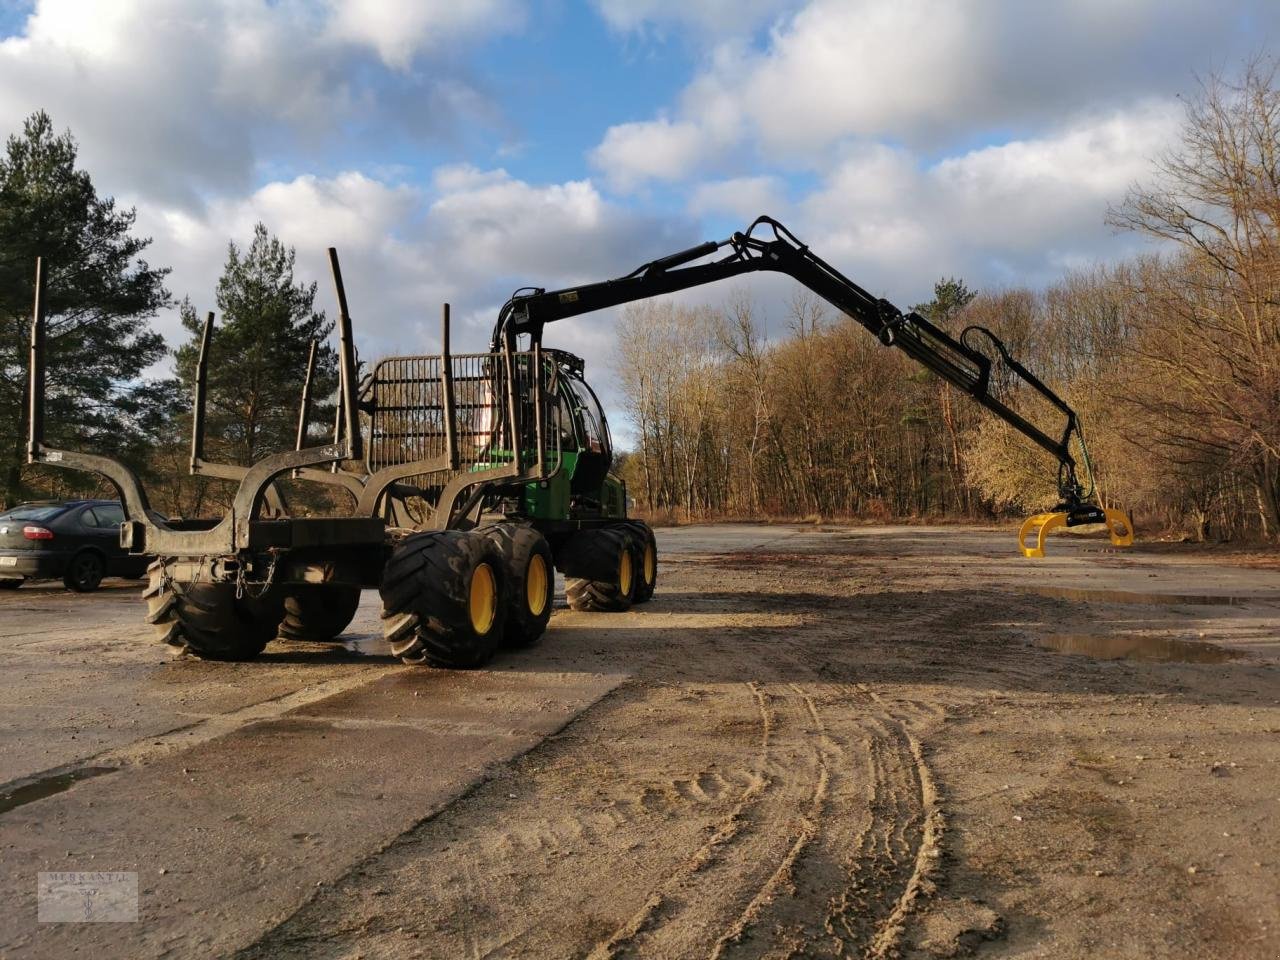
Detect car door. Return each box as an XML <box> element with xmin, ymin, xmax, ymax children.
<box><xmin>90</xmin><ymin>503</ymin><xmax>138</xmax><ymax>576</ymax></box>
<box><xmin>75</xmin><ymin>505</ymin><xmax>125</xmax><ymax>573</ymax></box>
<box><xmin>52</xmin><ymin>505</ymin><xmax>98</xmax><ymax>559</ymax></box>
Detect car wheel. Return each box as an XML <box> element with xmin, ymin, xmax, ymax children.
<box><xmin>63</xmin><ymin>551</ymin><xmax>106</xmax><ymax>592</ymax></box>
<box><xmin>0</xmin><ymin>578</ymin><xmax>22</xmax><ymax>590</ymax></box>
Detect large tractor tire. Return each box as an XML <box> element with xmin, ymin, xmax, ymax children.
<box><xmin>560</xmin><ymin>526</ymin><xmax>636</xmax><ymax>613</ymax></box>
<box><xmin>279</xmin><ymin>585</ymin><xmax>362</xmax><ymax>642</ymax></box>
<box><xmin>479</xmin><ymin>523</ymin><xmax>554</xmax><ymax>648</ymax></box>
<box><xmin>379</xmin><ymin>530</ymin><xmax>508</xmax><ymax>669</ymax></box>
<box><xmin>143</xmin><ymin>561</ymin><xmax>285</xmax><ymax>661</ymax></box>
<box><xmin>626</xmin><ymin>521</ymin><xmax>658</xmax><ymax>604</ymax></box>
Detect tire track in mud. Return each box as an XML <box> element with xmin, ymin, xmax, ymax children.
<box><xmin>857</xmin><ymin>687</ymin><xmax>946</xmax><ymax>960</ymax></box>
<box><xmin>587</xmin><ymin>681</ymin><xmax>831</xmax><ymax>959</ymax></box>
<box><xmin>237</xmin><ymin>674</ymin><xmax>943</xmax><ymax>960</ymax></box>
<box><xmin>234</xmin><ymin>586</ymin><xmax>949</xmax><ymax>960</ymax></box>
<box><xmin>702</xmin><ymin>683</ymin><xmax>941</xmax><ymax>960</ymax></box>
<box><xmin>705</xmin><ymin>682</ymin><xmax>838</xmax><ymax>960</ymax></box>
<box><xmin>583</xmin><ymin>673</ymin><xmax>944</xmax><ymax>960</ymax></box>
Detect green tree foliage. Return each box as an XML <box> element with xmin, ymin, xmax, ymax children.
<box><xmin>174</xmin><ymin>224</ymin><xmax>337</xmax><ymax>467</ymax></box>
<box><xmin>0</xmin><ymin>111</ymin><xmax>169</xmax><ymax>506</ymax></box>
<box><xmin>912</xmin><ymin>277</ymin><xmax>976</xmax><ymax>330</ymax></box>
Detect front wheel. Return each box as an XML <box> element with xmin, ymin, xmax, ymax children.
<box><xmin>64</xmin><ymin>551</ymin><xmax>106</xmax><ymax>592</ymax></box>
<box><xmin>379</xmin><ymin>530</ymin><xmax>508</xmax><ymax>669</ymax></box>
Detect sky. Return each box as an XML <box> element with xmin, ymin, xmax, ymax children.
<box><xmin>1</xmin><ymin>0</ymin><xmax>1276</xmax><ymax>436</ymax></box>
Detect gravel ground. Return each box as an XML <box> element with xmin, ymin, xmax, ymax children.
<box><xmin>1</xmin><ymin>523</ymin><xmax>1277</xmax><ymax>959</ymax></box>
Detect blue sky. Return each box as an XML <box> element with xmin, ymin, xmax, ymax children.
<box><xmin>1</xmin><ymin>0</ymin><xmax>1278</xmax><ymax>433</ymax></box>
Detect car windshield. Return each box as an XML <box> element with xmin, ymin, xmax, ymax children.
<box><xmin>0</xmin><ymin>504</ymin><xmax>66</xmax><ymax>522</ymax></box>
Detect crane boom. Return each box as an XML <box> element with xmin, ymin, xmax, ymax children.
<box><xmin>492</xmin><ymin>215</ymin><xmax>1135</xmax><ymax>555</ymax></box>
<box><xmin>496</xmin><ymin>218</ymin><xmax>1083</xmax><ymax>491</ymax></box>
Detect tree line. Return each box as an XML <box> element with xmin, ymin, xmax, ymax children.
<box><xmin>616</xmin><ymin>63</ymin><xmax>1280</xmax><ymax>541</ymax></box>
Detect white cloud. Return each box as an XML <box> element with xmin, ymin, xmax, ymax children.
<box><xmin>0</xmin><ymin>0</ymin><xmax>515</xmax><ymax>205</ymax></box>
<box><xmin>592</xmin><ymin>0</ymin><xmax>1279</xmax><ymax>184</ymax></box>
<box><xmin>136</xmin><ymin>165</ymin><xmax>698</xmax><ymax>373</ymax></box>
<box><xmin>590</xmin><ymin>117</ymin><xmax>721</xmax><ymax>191</ymax></box>
<box><xmin>325</xmin><ymin>0</ymin><xmax>522</xmax><ymax>70</ymax></box>
<box><xmin>578</xmin><ymin>103</ymin><xmax>1180</xmax><ymax>349</ymax></box>
<box><xmin>689</xmin><ymin>176</ymin><xmax>785</xmax><ymax>220</ymax></box>
<box><xmin>718</xmin><ymin>0</ymin><xmax>973</xmax><ymax>153</ymax></box>
<box><xmin>797</xmin><ymin>102</ymin><xmax>1182</xmax><ymax>296</ymax></box>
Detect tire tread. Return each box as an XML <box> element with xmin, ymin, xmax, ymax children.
<box><xmin>143</xmin><ymin>560</ymin><xmax>283</xmax><ymax>661</ymax></box>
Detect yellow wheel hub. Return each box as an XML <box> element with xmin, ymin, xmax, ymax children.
<box><xmin>642</xmin><ymin>543</ymin><xmax>656</xmax><ymax>585</ymax></box>
<box><xmin>469</xmin><ymin>562</ymin><xmax>497</xmax><ymax>634</ymax></box>
<box><xmin>526</xmin><ymin>553</ymin><xmax>548</xmax><ymax>617</ymax></box>
<box><xmin>619</xmin><ymin>549</ymin><xmax>634</xmax><ymax>596</ymax></box>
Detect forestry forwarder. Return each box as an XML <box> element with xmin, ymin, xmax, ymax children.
<box><xmin>24</xmin><ymin>216</ymin><xmax>1131</xmax><ymax>667</ymax></box>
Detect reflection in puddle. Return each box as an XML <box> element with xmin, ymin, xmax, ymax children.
<box><xmin>0</xmin><ymin>766</ymin><xmax>117</xmax><ymax>816</ymax></box>
<box><xmin>1021</xmin><ymin>586</ymin><xmax>1254</xmax><ymax>606</ymax></box>
<box><xmin>1035</xmin><ymin>633</ymin><xmax>1241</xmax><ymax>664</ymax></box>
<box><xmin>341</xmin><ymin>635</ymin><xmax>392</xmax><ymax>657</ymax></box>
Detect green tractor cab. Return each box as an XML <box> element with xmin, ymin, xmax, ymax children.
<box><xmin>522</xmin><ymin>349</ymin><xmax>626</xmax><ymax>524</ymax></box>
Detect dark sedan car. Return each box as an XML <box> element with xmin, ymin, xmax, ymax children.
<box><xmin>0</xmin><ymin>499</ymin><xmax>149</xmax><ymax>592</ymax></box>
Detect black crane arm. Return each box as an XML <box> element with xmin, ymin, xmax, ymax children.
<box><xmin>493</xmin><ymin>215</ymin><xmax>1093</xmax><ymax>507</ymax></box>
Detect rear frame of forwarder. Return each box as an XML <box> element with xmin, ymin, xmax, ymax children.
<box><xmin>24</xmin><ymin>215</ymin><xmax>1132</xmax><ymax>667</ymax></box>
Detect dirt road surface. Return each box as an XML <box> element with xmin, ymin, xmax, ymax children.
<box><xmin>1</xmin><ymin>524</ymin><xmax>1277</xmax><ymax>959</ymax></box>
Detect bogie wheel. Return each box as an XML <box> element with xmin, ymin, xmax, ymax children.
<box><xmin>143</xmin><ymin>561</ymin><xmax>285</xmax><ymax>661</ymax></box>
<box><xmin>63</xmin><ymin>550</ymin><xmax>106</xmax><ymax>592</ymax></box>
<box><xmin>627</xmin><ymin>521</ymin><xmax>658</xmax><ymax>604</ymax></box>
<box><xmin>379</xmin><ymin>530</ymin><xmax>508</xmax><ymax>669</ymax></box>
<box><xmin>560</xmin><ymin>526</ymin><xmax>636</xmax><ymax>613</ymax></box>
<box><xmin>479</xmin><ymin>523</ymin><xmax>555</xmax><ymax>648</ymax></box>
<box><xmin>279</xmin><ymin>585</ymin><xmax>362</xmax><ymax>642</ymax></box>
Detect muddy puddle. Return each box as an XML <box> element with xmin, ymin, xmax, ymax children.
<box><xmin>1035</xmin><ymin>633</ymin><xmax>1241</xmax><ymax>664</ymax></box>
<box><xmin>1020</xmin><ymin>586</ymin><xmax>1258</xmax><ymax>606</ymax></box>
<box><xmin>0</xmin><ymin>766</ymin><xmax>117</xmax><ymax>816</ymax></box>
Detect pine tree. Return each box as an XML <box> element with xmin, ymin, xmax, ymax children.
<box><xmin>911</xmin><ymin>278</ymin><xmax>979</xmax><ymax>514</ymax></box>
<box><xmin>912</xmin><ymin>277</ymin><xmax>976</xmax><ymax>330</ymax></box>
<box><xmin>0</xmin><ymin>111</ymin><xmax>170</xmax><ymax>506</ymax></box>
<box><xmin>174</xmin><ymin>223</ymin><xmax>337</xmax><ymax>466</ymax></box>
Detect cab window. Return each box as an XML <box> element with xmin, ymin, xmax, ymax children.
<box><xmin>554</xmin><ymin>386</ymin><xmax>578</xmax><ymax>452</ymax></box>
<box><xmin>567</xmin><ymin>377</ymin><xmax>606</xmax><ymax>454</ymax></box>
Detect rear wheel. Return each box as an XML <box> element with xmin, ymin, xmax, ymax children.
<box><xmin>63</xmin><ymin>551</ymin><xmax>106</xmax><ymax>592</ymax></box>
<box><xmin>627</xmin><ymin>521</ymin><xmax>658</xmax><ymax>604</ymax></box>
<box><xmin>480</xmin><ymin>524</ymin><xmax>554</xmax><ymax>648</ymax></box>
<box><xmin>560</xmin><ymin>526</ymin><xmax>636</xmax><ymax>612</ymax></box>
<box><xmin>379</xmin><ymin>530</ymin><xmax>508</xmax><ymax>668</ymax></box>
<box><xmin>0</xmin><ymin>578</ymin><xmax>22</xmax><ymax>589</ymax></box>
<box><xmin>143</xmin><ymin>561</ymin><xmax>285</xmax><ymax>661</ymax></box>
<box><xmin>279</xmin><ymin>585</ymin><xmax>361</xmax><ymax>642</ymax></box>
